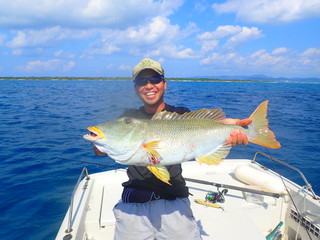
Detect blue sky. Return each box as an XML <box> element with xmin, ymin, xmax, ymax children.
<box><xmin>0</xmin><ymin>0</ymin><xmax>319</xmax><ymax>78</ymax></box>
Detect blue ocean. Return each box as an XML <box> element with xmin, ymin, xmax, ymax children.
<box><xmin>0</xmin><ymin>79</ymin><xmax>319</xmax><ymax>240</ymax></box>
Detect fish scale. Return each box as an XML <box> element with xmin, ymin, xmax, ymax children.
<box><xmin>144</xmin><ymin>119</ymin><xmax>234</xmax><ymax>164</ymax></box>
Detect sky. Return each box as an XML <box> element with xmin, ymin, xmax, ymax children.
<box><xmin>0</xmin><ymin>0</ymin><xmax>319</xmax><ymax>78</ymax></box>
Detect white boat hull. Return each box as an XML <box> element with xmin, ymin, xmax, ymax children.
<box><xmin>56</xmin><ymin>157</ymin><xmax>320</xmax><ymax>240</ymax></box>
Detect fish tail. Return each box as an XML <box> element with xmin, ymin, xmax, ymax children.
<box><xmin>247</xmin><ymin>101</ymin><xmax>281</xmax><ymax>149</ymax></box>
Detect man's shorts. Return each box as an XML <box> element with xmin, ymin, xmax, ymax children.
<box><xmin>113</xmin><ymin>197</ymin><xmax>202</xmax><ymax>240</ymax></box>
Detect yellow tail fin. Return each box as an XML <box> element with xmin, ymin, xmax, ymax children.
<box><xmin>248</xmin><ymin>101</ymin><xmax>281</xmax><ymax>149</ymax></box>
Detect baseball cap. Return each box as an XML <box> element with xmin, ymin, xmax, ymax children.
<box><xmin>132</xmin><ymin>58</ymin><xmax>164</xmax><ymax>79</ymax></box>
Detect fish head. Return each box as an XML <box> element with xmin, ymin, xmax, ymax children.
<box><xmin>83</xmin><ymin>117</ymin><xmax>146</xmax><ymax>162</ymax></box>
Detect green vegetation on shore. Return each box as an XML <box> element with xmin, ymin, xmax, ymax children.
<box><xmin>0</xmin><ymin>77</ymin><xmax>131</xmax><ymax>81</ymax></box>
<box><xmin>0</xmin><ymin>76</ymin><xmax>275</xmax><ymax>83</ymax></box>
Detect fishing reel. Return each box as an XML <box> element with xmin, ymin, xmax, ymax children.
<box><xmin>205</xmin><ymin>188</ymin><xmax>228</xmax><ymax>203</ymax></box>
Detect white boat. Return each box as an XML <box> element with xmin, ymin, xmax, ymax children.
<box><xmin>56</xmin><ymin>152</ymin><xmax>320</xmax><ymax>240</ymax></box>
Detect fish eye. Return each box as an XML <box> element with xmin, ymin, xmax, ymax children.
<box><xmin>124</xmin><ymin>118</ymin><xmax>132</xmax><ymax>124</ymax></box>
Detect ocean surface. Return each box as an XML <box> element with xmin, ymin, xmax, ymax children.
<box><xmin>0</xmin><ymin>79</ymin><xmax>319</xmax><ymax>240</ymax></box>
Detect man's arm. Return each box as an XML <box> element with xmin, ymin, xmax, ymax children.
<box><xmin>222</xmin><ymin>118</ymin><xmax>252</xmax><ymax>146</ymax></box>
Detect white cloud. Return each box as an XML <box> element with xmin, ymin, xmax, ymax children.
<box><xmin>86</xmin><ymin>43</ymin><xmax>120</xmax><ymax>55</ymax></box>
<box><xmin>63</xmin><ymin>61</ymin><xmax>76</xmax><ymax>71</ymax></box>
<box><xmin>250</xmin><ymin>49</ymin><xmax>265</xmax><ymax>58</ymax></box>
<box><xmin>12</xmin><ymin>48</ymin><xmax>44</xmax><ymax>56</ymax></box>
<box><xmin>4</xmin><ymin>13</ymin><xmax>198</xmax><ymax>60</ymax></box>
<box><xmin>125</xmin><ymin>16</ymin><xmax>187</xmax><ymax>45</ymax></box>
<box><xmin>223</xmin><ymin>26</ymin><xmax>263</xmax><ymax>51</ymax></box>
<box><xmin>200</xmin><ymin>47</ymin><xmax>320</xmax><ymax>76</ymax></box>
<box><xmin>1</xmin><ymin>0</ymin><xmax>317</xmax><ymax>78</ymax></box>
<box><xmin>201</xmin><ymin>40</ymin><xmax>219</xmax><ymax>52</ymax></box>
<box><xmin>53</xmin><ymin>50</ymin><xmax>75</xmax><ymax>58</ymax></box>
<box><xmin>3</xmin><ymin>5</ymin><xmax>197</xmax><ymax>60</ymax></box>
<box><xmin>213</xmin><ymin>0</ymin><xmax>320</xmax><ymax>23</ymax></box>
<box><xmin>130</xmin><ymin>44</ymin><xmax>197</xmax><ymax>59</ymax></box>
<box><xmin>301</xmin><ymin>48</ymin><xmax>320</xmax><ymax>57</ymax></box>
<box><xmin>106</xmin><ymin>64</ymin><xmax>115</xmax><ymax>69</ymax></box>
<box><xmin>6</xmin><ymin>27</ymin><xmax>95</xmax><ymax>48</ymax></box>
<box><xmin>197</xmin><ymin>25</ymin><xmax>263</xmax><ymax>52</ymax></box>
<box><xmin>198</xmin><ymin>25</ymin><xmax>242</xmax><ymax>40</ymax></box>
<box><xmin>157</xmin><ymin>45</ymin><xmax>196</xmax><ymax>59</ymax></box>
<box><xmin>249</xmin><ymin>50</ymin><xmax>289</xmax><ymax>66</ymax></box>
<box><xmin>3</xmin><ymin>14</ymin><xmax>196</xmax><ymax>60</ymax></box>
<box><xmin>272</xmin><ymin>47</ymin><xmax>289</xmax><ymax>55</ymax></box>
<box><xmin>194</xmin><ymin>1</ymin><xmax>211</xmax><ymax>13</ymax></box>
<box><xmin>16</xmin><ymin>59</ymin><xmax>76</xmax><ymax>72</ymax></box>
<box><xmin>201</xmin><ymin>52</ymin><xmax>244</xmax><ymax>65</ymax></box>
<box><xmin>84</xmin><ymin>17</ymin><xmax>197</xmax><ymax>59</ymax></box>
<box><xmin>0</xmin><ymin>33</ymin><xmax>6</xmax><ymax>45</ymax></box>
<box><xmin>300</xmin><ymin>48</ymin><xmax>320</xmax><ymax>68</ymax></box>
<box><xmin>0</xmin><ymin>0</ymin><xmax>183</xmax><ymax>29</ymax></box>
<box><xmin>83</xmin><ymin>16</ymin><xmax>180</xmax><ymax>55</ymax></box>
<box><xmin>118</xmin><ymin>64</ymin><xmax>132</xmax><ymax>71</ymax></box>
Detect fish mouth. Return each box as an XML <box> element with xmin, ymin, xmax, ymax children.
<box><xmin>85</xmin><ymin>126</ymin><xmax>105</xmax><ymax>140</ymax></box>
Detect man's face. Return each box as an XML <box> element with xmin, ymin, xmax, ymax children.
<box><xmin>134</xmin><ymin>69</ymin><xmax>166</xmax><ymax>107</ymax></box>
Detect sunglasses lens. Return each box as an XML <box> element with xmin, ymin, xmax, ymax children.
<box><xmin>149</xmin><ymin>76</ymin><xmax>163</xmax><ymax>84</ymax></box>
<box><xmin>134</xmin><ymin>75</ymin><xmax>163</xmax><ymax>86</ymax></box>
<box><xmin>134</xmin><ymin>78</ymin><xmax>148</xmax><ymax>86</ymax></box>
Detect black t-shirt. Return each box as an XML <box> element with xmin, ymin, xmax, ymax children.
<box><xmin>119</xmin><ymin>104</ymin><xmax>190</xmax><ymax>199</ymax></box>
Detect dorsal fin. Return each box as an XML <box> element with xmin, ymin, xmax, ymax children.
<box><xmin>152</xmin><ymin>108</ymin><xmax>226</xmax><ymax>121</ymax></box>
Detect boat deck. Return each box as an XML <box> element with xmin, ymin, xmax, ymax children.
<box><xmin>182</xmin><ymin>160</ymin><xmax>285</xmax><ymax>240</ymax></box>
<box><xmin>56</xmin><ymin>159</ymin><xmax>320</xmax><ymax>240</ymax></box>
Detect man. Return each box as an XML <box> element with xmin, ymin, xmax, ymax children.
<box><xmin>93</xmin><ymin>58</ymin><xmax>251</xmax><ymax>240</ymax></box>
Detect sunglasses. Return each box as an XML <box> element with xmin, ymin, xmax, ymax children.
<box><xmin>134</xmin><ymin>75</ymin><xmax>164</xmax><ymax>86</ymax></box>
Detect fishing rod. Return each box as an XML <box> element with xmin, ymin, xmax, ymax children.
<box><xmin>60</xmin><ymin>157</ymin><xmax>117</xmax><ymax>168</ymax></box>
<box><xmin>184</xmin><ymin>177</ymin><xmax>282</xmax><ymax>198</ymax></box>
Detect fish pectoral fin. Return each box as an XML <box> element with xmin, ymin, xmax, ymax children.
<box><xmin>143</xmin><ymin>141</ymin><xmax>162</xmax><ymax>164</ymax></box>
<box><xmin>147</xmin><ymin>165</ymin><xmax>171</xmax><ymax>185</ymax></box>
<box><xmin>196</xmin><ymin>143</ymin><xmax>231</xmax><ymax>165</ymax></box>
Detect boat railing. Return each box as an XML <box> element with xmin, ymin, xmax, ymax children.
<box><xmin>65</xmin><ymin>167</ymin><xmax>90</xmax><ymax>235</ymax></box>
<box><xmin>252</xmin><ymin>151</ymin><xmax>319</xmax><ymax>200</ymax></box>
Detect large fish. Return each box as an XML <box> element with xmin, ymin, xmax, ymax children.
<box><xmin>84</xmin><ymin>101</ymin><xmax>280</xmax><ymax>184</ymax></box>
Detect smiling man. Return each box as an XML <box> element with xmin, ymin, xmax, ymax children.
<box><xmin>93</xmin><ymin>58</ymin><xmax>251</xmax><ymax>240</ymax></box>
<box><xmin>133</xmin><ymin>63</ymin><xmax>167</xmax><ymax>112</ymax></box>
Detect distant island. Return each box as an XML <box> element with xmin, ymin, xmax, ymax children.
<box><xmin>0</xmin><ymin>76</ymin><xmax>319</xmax><ymax>83</ymax></box>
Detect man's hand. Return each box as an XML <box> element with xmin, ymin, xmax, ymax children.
<box><xmin>221</xmin><ymin>118</ymin><xmax>252</xmax><ymax>146</ymax></box>
<box><xmin>92</xmin><ymin>144</ymin><xmax>107</xmax><ymax>156</ymax></box>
